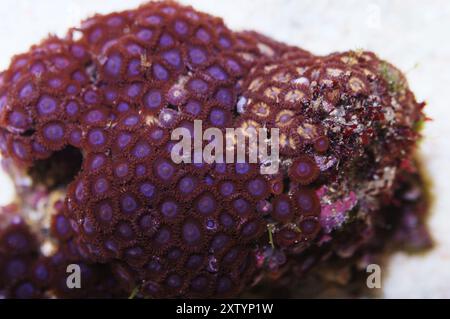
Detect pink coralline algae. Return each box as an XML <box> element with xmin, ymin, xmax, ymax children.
<box><xmin>0</xmin><ymin>1</ymin><xmax>430</xmax><ymax>298</ymax></box>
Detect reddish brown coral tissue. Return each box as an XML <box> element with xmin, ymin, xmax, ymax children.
<box><xmin>0</xmin><ymin>1</ymin><xmax>429</xmax><ymax>298</ymax></box>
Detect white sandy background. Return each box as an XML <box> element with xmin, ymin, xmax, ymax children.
<box><xmin>0</xmin><ymin>0</ymin><xmax>449</xmax><ymax>298</ymax></box>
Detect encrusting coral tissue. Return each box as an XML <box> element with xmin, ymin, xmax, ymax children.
<box><xmin>0</xmin><ymin>1</ymin><xmax>431</xmax><ymax>298</ymax></box>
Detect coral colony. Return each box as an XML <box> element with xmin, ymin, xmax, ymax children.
<box><xmin>0</xmin><ymin>1</ymin><xmax>430</xmax><ymax>298</ymax></box>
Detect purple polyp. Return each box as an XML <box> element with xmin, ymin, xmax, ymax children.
<box><xmin>53</xmin><ymin>57</ymin><xmax>69</xmax><ymax>69</ymax></box>
<box><xmin>121</xmin><ymin>195</ymin><xmax>138</xmax><ymax>213</ymax></box>
<box><xmin>115</xmin><ymin>163</ymin><xmax>129</xmax><ymax>178</ymax></box>
<box><xmin>117</xmin><ymin>132</ymin><xmax>132</xmax><ymax>149</ymax></box>
<box><xmin>220</xmin><ymin>213</ymin><xmax>234</xmax><ymax>228</ymax></box>
<box><xmin>34</xmin><ymin>264</ymin><xmax>49</xmax><ymax>282</ymax></box>
<box><xmin>296</xmin><ymin>161</ymin><xmax>311</xmax><ymax>176</ymax></box>
<box><xmin>275</xmin><ymin>199</ymin><xmax>290</xmax><ymax>217</ymax></box>
<box><xmin>128</xmin><ymin>59</ymin><xmax>141</xmax><ymax>76</ymax></box>
<box><xmin>159</xmin><ymin>108</ymin><xmax>178</xmax><ymax>127</ymax></box>
<box><xmin>105</xmin><ymin>240</ymin><xmax>119</xmax><ymax>254</ymax></box>
<box><xmin>147</xmin><ymin>259</ymin><xmax>163</xmax><ymax>272</ymax></box>
<box><xmin>219</xmin><ymin>37</ymin><xmax>231</xmax><ymax>48</ymax></box>
<box><xmin>90</xmin><ymin>155</ymin><xmax>105</xmax><ymax>170</ymax></box>
<box><xmin>118</xmin><ymin>223</ymin><xmax>134</xmax><ymax>239</ymax></box>
<box><xmin>127</xmin><ymin>43</ymin><xmax>143</xmax><ymax>55</ymax></box>
<box><xmin>137</xmin><ymin>29</ymin><xmax>153</xmax><ymax>41</ymax></box>
<box><xmin>12</xmin><ymin>141</ymin><xmax>27</xmax><ymax>159</ymax></box>
<box><xmin>30</xmin><ymin>62</ymin><xmax>45</xmax><ymax>75</ymax></box>
<box><xmin>75</xmin><ymin>181</ymin><xmax>85</xmax><ymax>202</ymax></box>
<box><xmin>139</xmin><ymin>214</ymin><xmax>158</xmax><ymax>232</ymax></box>
<box><xmin>162</xmin><ymin>49</ymin><xmax>181</xmax><ymax>68</ymax></box>
<box><xmin>85</xmin><ymin>110</ymin><xmax>104</xmax><ymax>124</ymax></box>
<box><xmin>209</xmin><ymin>108</ymin><xmax>226</xmax><ymax>126</ymax></box>
<box><xmin>208</xmin><ymin>66</ymin><xmax>228</xmax><ymax>81</ymax></box>
<box><xmin>217</xmin><ymin>277</ymin><xmax>232</xmax><ymax>294</ymax></box>
<box><xmin>150</xmin><ymin>128</ymin><xmax>164</xmax><ymax>141</ymax></box>
<box><xmin>211</xmin><ymin>234</ymin><xmax>230</xmax><ymax>252</ymax></box>
<box><xmin>204</xmin><ymin>175</ymin><xmax>214</xmax><ymax>186</ymax></box>
<box><xmin>166</xmin><ymin>274</ymin><xmax>182</xmax><ymax>288</ymax></box>
<box><xmin>297</xmin><ymin>193</ymin><xmax>313</xmax><ymax>211</ymax></box>
<box><xmin>125</xmin><ymin>247</ymin><xmax>143</xmax><ymax>259</ymax></box>
<box><xmin>133</xmin><ymin>142</ymin><xmax>151</xmax><ymax>158</ymax></box>
<box><xmin>48</xmin><ymin>78</ymin><xmax>62</xmax><ymax>88</ymax></box>
<box><xmin>162</xmin><ymin>6</ymin><xmax>176</xmax><ymax>15</ymax></box>
<box><xmin>15</xmin><ymin>283</ymin><xmax>35</xmax><ymax>298</ymax></box>
<box><xmin>185</xmin><ymin>100</ymin><xmax>202</xmax><ymax>116</ymax></box>
<box><xmin>66</xmin><ymin>84</ymin><xmax>79</xmax><ymax>95</ymax></box>
<box><xmin>226</xmin><ymin>59</ymin><xmax>241</xmax><ymax>74</ymax></box>
<box><xmin>0</xmin><ymin>133</ymin><xmax>7</xmax><ymax>153</ymax></box>
<box><xmin>144</xmin><ymin>90</ymin><xmax>162</xmax><ymax>110</ymax></box>
<box><xmin>300</xmin><ymin>218</ymin><xmax>317</xmax><ymax>234</ymax></box>
<box><xmin>197</xmin><ymin>194</ymin><xmax>216</xmax><ymax>215</ymax></box>
<box><xmin>155</xmin><ymin>227</ymin><xmax>171</xmax><ymax>245</ymax></box>
<box><xmin>19</xmin><ymin>83</ymin><xmax>34</xmax><ymax>99</ymax></box>
<box><xmin>223</xmin><ymin>248</ymin><xmax>240</xmax><ymax>264</ymax></box>
<box><xmin>189</xmin><ymin>47</ymin><xmax>207</xmax><ymax>64</ymax></box>
<box><xmin>70</xmin><ymin>219</ymin><xmax>80</xmax><ymax>233</ymax></box>
<box><xmin>140</xmin><ymin>183</ymin><xmax>156</xmax><ymax>198</ymax></box>
<box><xmin>105</xmin><ymin>54</ymin><xmax>122</xmax><ymax>77</ymax></box>
<box><xmin>189</xmin><ymin>79</ymin><xmax>208</xmax><ymax>94</ymax></box>
<box><xmin>82</xmin><ymin>218</ymin><xmax>95</xmax><ymax>235</ymax></box>
<box><xmin>6</xmin><ymin>259</ymin><xmax>26</xmax><ymax>280</ymax></box>
<box><xmin>146</xmin><ymin>15</ymin><xmax>162</xmax><ymax>25</ymax></box>
<box><xmin>215</xmin><ymin>163</ymin><xmax>227</xmax><ymax>174</ymax></box>
<box><xmin>72</xmin><ymin>71</ymin><xmax>87</xmax><ymax>83</ymax></box>
<box><xmin>235</xmin><ymin>163</ymin><xmax>250</xmax><ymax>174</ymax></box>
<box><xmin>117</xmin><ymin>102</ymin><xmax>130</xmax><ymax>113</ymax></box>
<box><xmin>88</xmin><ymin>129</ymin><xmax>106</xmax><ymax>146</ymax></box>
<box><xmin>153</xmin><ymin>64</ymin><xmax>169</xmax><ymax>81</ymax></box>
<box><xmin>182</xmin><ymin>221</ymin><xmax>201</xmax><ymax>245</ymax></box>
<box><xmin>215</xmin><ymin>88</ymin><xmax>234</xmax><ymax>107</ymax></box>
<box><xmin>196</xmin><ymin>28</ymin><xmax>210</xmax><ymax>43</ymax></box>
<box><xmin>161</xmin><ymin>200</ymin><xmax>179</xmax><ymax>219</ymax></box>
<box><xmin>69</xmin><ymin>129</ymin><xmax>82</xmax><ymax>145</ymax></box>
<box><xmin>247</xmin><ymin>179</ymin><xmax>267</xmax><ymax>197</ymax></box>
<box><xmin>220</xmin><ymin>182</ymin><xmax>235</xmax><ymax>196</ymax></box>
<box><xmin>71</xmin><ymin>45</ymin><xmax>86</xmax><ymax>58</ymax></box>
<box><xmin>6</xmin><ymin>232</ymin><xmax>28</xmax><ymax>251</ymax></box>
<box><xmin>127</xmin><ymin>83</ymin><xmax>142</xmax><ymax>98</ymax></box>
<box><xmin>89</xmin><ymin>28</ymin><xmax>102</xmax><ymax>43</ymax></box>
<box><xmin>156</xmin><ymin>160</ymin><xmax>175</xmax><ymax>181</ymax></box>
<box><xmin>84</xmin><ymin>90</ymin><xmax>99</xmax><ymax>104</ymax></box>
<box><xmin>123</xmin><ymin>114</ymin><xmax>139</xmax><ymax>126</ymax></box>
<box><xmin>37</xmin><ymin>95</ymin><xmax>57</xmax><ymax>115</ymax></box>
<box><xmin>55</xmin><ymin>215</ymin><xmax>70</xmax><ymax>236</ymax></box>
<box><xmin>174</xmin><ymin>20</ymin><xmax>188</xmax><ymax>35</ymax></box>
<box><xmin>206</xmin><ymin>219</ymin><xmax>217</xmax><ymax>231</ymax></box>
<box><xmin>136</xmin><ymin>164</ymin><xmax>146</xmax><ymax>177</ymax></box>
<box><xmin>32</xmin><ymin>141</ymin><xmax>47</xmax><ymax>154</ymax></box>
<box><xmin>233</xmin><ymin>198</ymin><xmax>249</xmax><ymax>215</ymax></box>
<box><xmin>8</xmin><ymin>111</ymin><xmax>29</xmax><ymax>131</ymax></box>
<box><xmin>159</xmin><ymin>33</ymin><xmax>174</xmax><ymax>47</ymax></box>
<box><xmin>256</xmin><ymin>200</ymin><xmax>272</xmax><ymax>215</ymax></box>
<box><xmin>191</xmin><ymin>276</ymin><xmax>208</xmax><ymax>291</ymax></box>
<box><xmin>44</xmin><ymin>123</ymin><xmax>64</xmax><ymax>141</ymax></box>
<box><xmin>94</xmin><ymin>177</ymin><xmax>109</xmax><ymax>194</ymax></box>
<box><xmin>97</xmin><ymin>202</ymin><xmax>113</xmax><ymax>222</ymax></box>
<box><xmin>179</xmin><ymin>176</ymin><xmax>196</xmax><ymax>194</ymax></box>
<box><xmin>186</xmin><ymin>255</ymin><xmax>203</xmax><ymax>269</ymax></box>
<box><xmin>65</xmin><ymin>101</ymin><xmax>79</xmax><ymax>116</ymax></box>
<box><xmin>242</xmin><ymin>221</ymin><xmax>258</xmax><ymax>237</ymax></box>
